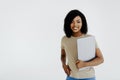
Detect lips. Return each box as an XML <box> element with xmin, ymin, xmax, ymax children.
<box><xmin>73</xmin><ymin>27</ymin><xmax>78</xmax><ymax>30</ymax></box>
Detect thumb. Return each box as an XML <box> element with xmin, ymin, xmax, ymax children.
<box><xmin>76</xmin><ymin>60</ymin><xmax>80</xmax><ymax>64</ymax></box>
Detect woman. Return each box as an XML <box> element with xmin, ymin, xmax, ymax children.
<box><xmin>61</xmin><ymin>9</ymin><xmax>104</xmax><ymax>80</ymax></box>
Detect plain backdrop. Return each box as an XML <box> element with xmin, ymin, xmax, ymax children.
<box><xmin>0</xmin><ymin>0</ymin><xmax>120</xmax><ymax>80</ymax></box>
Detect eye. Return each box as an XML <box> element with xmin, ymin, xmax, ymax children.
<box><xmin>77</xmin><ymin>21</ymin><xmax>80</xmax><ymax>23</ymax></box>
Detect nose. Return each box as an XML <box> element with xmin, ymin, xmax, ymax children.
<box><xmin>74</xmin><ymin>22</ymin><xmax>77</xmax><ymax>27</ymax></box>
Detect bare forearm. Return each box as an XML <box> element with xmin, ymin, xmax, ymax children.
<box><xmin>84</xmin><ymin>48</ymin><xmax>104</xmax><ymax>67</ymax></box>
<box><xmin>77</xmin><ymin>48</ymin><xmax>104</xmax><ymax>69</ymax></box>
<box><xmin>61</xmin><ymin>55</ymin><xmax>66</xmax><ymax>65</ymax></box>
<box><xmin>84</xmin><ymin>57</ymin><xmax>104</xmax><ymax>67</ymax></box>
<box><xmin>61</xmin><ymin>49</ymin><xmax>66</xmax><ymax>65</ymax></box>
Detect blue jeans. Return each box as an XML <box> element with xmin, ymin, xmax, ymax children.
<box><xmin>66</xmin><ymin>76</ymin><xmax>96</xmax><ymax>80</ymax></box>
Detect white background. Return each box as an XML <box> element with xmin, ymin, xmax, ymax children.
<box><xmin>0</xmin><ymin>0</ymin><xmax>120</xmax><ymax>80</ymax></box>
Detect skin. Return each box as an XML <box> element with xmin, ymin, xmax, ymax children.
<box><xmin>70</xmin><ymin>16</ymin><xmax>83</xmax><ymax>37</ymax></box>
<box><xmin>61</xmin><ymin>49</ymin><xmax>71</xmax><ymax>76</ymax></box>
<box><xmin>61</xmin><ymin>16</ymin><xmax>104</xmax><ymax>76</ymax></box>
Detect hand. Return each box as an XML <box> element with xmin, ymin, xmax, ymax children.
<box><xmin>62</xmin><ymin>64</ymin><xmax>71</xmax><ymax>76</ymax></box>
<box><xmin>76</xmin><ymin>60</ymin><xmax>86</xmax><ymax>69</ymax></box>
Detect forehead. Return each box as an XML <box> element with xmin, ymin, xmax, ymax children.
<box><xmin>73</xmin><ymin>16</ymin><xmax>81</xmax><ymax>20</ymax></box>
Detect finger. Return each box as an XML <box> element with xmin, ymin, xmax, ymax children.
<box><xmin>67</xmin><ymin>65</ymin><xmax>71</xmax><ymax>71</ymax></box>
<box><xmin>65</xmin><ymin>69</ymin><xmax>68</xmax><ymax>75</ymax></box>
<box><xmin>66</xmin><ymin>69</ymin><xmax>70</xmax><ymax>76</ymax></box>
<box><xmin>76</xmin><ymin>61</ymin><xmax>80</xmax><ymax>64</ymax></box>
<box><xmin>65</xmin><ymin>68</ymin><xmax>69</xmax><ymax>73</ymax></box>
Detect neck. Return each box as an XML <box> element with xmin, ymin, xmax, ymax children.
<box><xmin>72</xmin><ymin>32</ymin><xmax>83</xmax><ymax>37</ymax></box>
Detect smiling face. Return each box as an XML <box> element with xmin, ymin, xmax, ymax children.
<box><xmin>70</xmin><ymin>16</ymin><xmax>82</xmax><ymax>34</ymax></box>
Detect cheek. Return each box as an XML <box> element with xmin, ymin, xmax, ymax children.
<box><xmin>79</xmin><ymin>24</ymin><xmax>82</xmax><ymax>27</ymax></box>
<box><xmin>70</xmin><ymin>24</ymin><xmax>73</xmax><ymax>28</ymax></box>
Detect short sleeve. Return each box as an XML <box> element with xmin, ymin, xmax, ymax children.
<box><xmin>61</xmin><ymin>36</ymin><xmax>65</xmax><ymax>49</ymax></box>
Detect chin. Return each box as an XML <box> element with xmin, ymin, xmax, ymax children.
<box><xmin>73</xmin><ymin>30</ymin><xmax>79</xmax><ymax>33</ymax></box>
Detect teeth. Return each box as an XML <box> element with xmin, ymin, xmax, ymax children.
<box><xmin>74</xmin><ymin>27</ymin><xmax>78</xmax><ymax>29</ymax></box>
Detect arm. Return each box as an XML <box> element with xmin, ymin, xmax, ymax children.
<box><xmin>76</xmin><ymin>48</ymin><xmax>104</xmax><ymax>69</ymax></box>
<box><xmin>61</xmin><ymin>49</ymin><xmax>71</xmax><ymax>76</ymax></box>
<box><xmin>61</xmin><ymin>49</ymin><xmax>66</xmax><ymax>65</ymax></box>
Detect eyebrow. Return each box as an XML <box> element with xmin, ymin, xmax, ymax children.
<box><xmin>72</xmin><ymin>18</ymin><xmax>81</xmax><ymax>22</ymax></box>
<box><xmin>73</xmin><ymin>19</ymin><xmax>81</xmax><ymax>21</ymax></box>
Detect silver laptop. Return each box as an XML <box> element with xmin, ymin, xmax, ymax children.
<box><xmin>77</xmin><ymin>36</ymin><xmax>96</xmax><ymax>70</ymax></box>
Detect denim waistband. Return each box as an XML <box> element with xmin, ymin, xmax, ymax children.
<box><xmin>66</xmin><ymin>76</ymin><xmax>96</xmax><ymax>80</ymax></box>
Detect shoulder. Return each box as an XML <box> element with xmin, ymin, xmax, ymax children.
<box><xmin>61</xmin><ymin>35</ymin><xmax>68</xmax><ymax>40</ymax></box>
<box><xmin>61</xmin><ymin>35</ymin><xmax>71</xmax><ymax>43</ymax></box>
<box><xmin>61</xmin><ymin>35</ymin><xmax>67</xmax><ymax>42</ymax></box>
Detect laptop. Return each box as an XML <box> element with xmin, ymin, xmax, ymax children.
<box><xmin>77</xmin><ymin>36</ymin><xmax>96</xmax><ymax>70</ymax></box>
